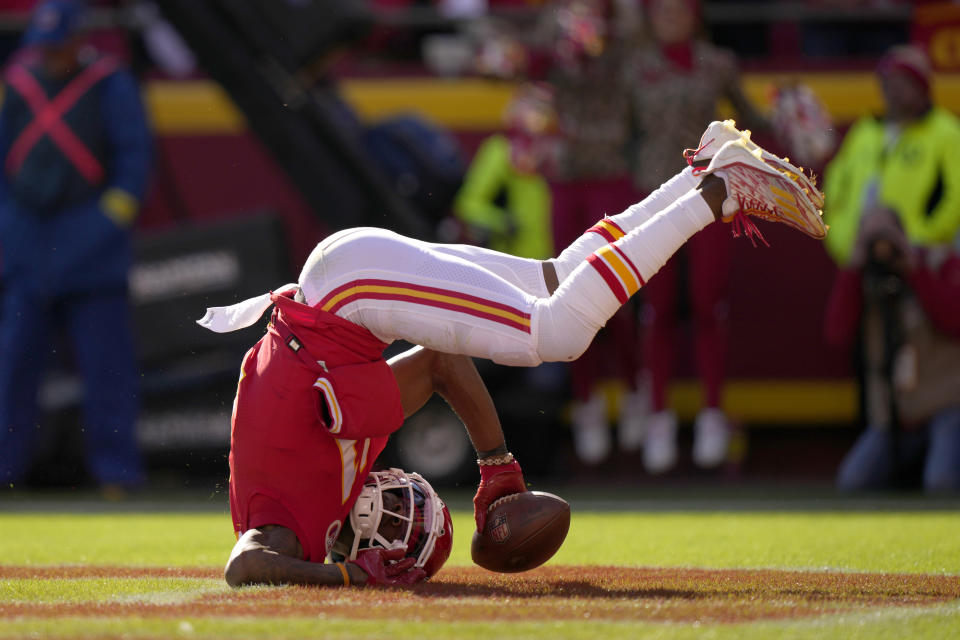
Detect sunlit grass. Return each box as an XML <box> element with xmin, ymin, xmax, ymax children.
<box><xmin>0</xmin><ymin>604</ymin><xmax>956</xmax><ymax>640</ymax></box>
<box><xmin>2</xmin><ymin>510</ymin><xmax>957</xmax><ymax>575</ymax></box>
<box><xmin>0</xmin><ymin>577</ymin><xmax>224</xmax><ymax>603</ymax></box>
<box><xmin>0</xmin><ymin>505</ymin><xmax>957</xmax><ymax>639</ymax></box>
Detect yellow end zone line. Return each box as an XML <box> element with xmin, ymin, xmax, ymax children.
<box><xmin>595</xmin><ymin>378</ymin><xmax>857</xmax><ymax>425</ymax></box>
<box><xmin>134</xmin><ymin>72</ymin><xmax>960</xmax><ymax>136</ymax></box>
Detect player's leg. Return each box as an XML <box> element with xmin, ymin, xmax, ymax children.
<box><xmin>402</xmin><ymin>167</ymin><xmax>701</xmax><ymax>300</ymax></box>
<box><xmin>532</xmin><ymin>127</ymin><xmax>826</xmax><ymax>360</ymax></box>
<box><xmin>298</xmin><ymin>139</ymin><xmax>821</xmax><ymax>366</ymax></box>
<box><xmin>546</xmin><ymin>126</ymin><xmax>824</xmax><ymax>292</ymax></box>
<box><xmin>0</xmin><ymin>288</ymin><xmax>53</xmax><ymax>484</ymax></box>
<box><xmin>299</xmin><ymin>179</ymin><xmax>724</xmax><ymax>367</ymax></box>
<box><xmin>299</xmin><ymin>226</ymin><xmax>547</xmax><ymax>365</ymax></box>
<box><xmin>559</xmin><ymin>179</ymin><xmax>636</xmax><ymax>465</ymax></box>
<box><xmin>539</xmin><ymin>126</ymin><xmax>828</xmax><ymax>360</ymax></box>
<box><xmin>549</xmin><ymin>168</ymin><xmax>700</xmax><ymax>285</ymax></box>
<box><xmin>64</xmin><ymin>290</ymin><xmax>144</xmax><ymax>488</ymax></box>
<box><xmin>426</xmin><ymin>242</ymin><xmax>552</xmax><ymax>298</ymax></box>
<box><xmin>558</xmin><ymin>182</ymin><xmax>610</xmax><ymax>464</ymax></box>
<box><xmin>534</xmin><ymin>182</ymin><xmax>723</xmax><ymax>364</ymax></box>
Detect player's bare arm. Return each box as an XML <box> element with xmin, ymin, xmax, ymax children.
<box><xmin>225</xmin><ymin>523</ymin><xmax>424</xmax><ymax>588</ymax></box>
<box><xmin>387</xmin><ymin>346</ymin><xmax>528</xmax><ymax>530</ymax></box>
<box><xmin>388</xmin><ymin>346</ymin><xmax>506</xmax><ymax>453</ymax></box>
<box><xmin>224</xmin><ymin>525</ymin><xmax>365</xmax><ymax>587</ymax></box>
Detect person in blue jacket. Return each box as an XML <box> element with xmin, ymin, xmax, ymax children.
<box><xmin>0</xmin><ymin>0</ymin><xmax>152</xmax><ymax>492</ymax></box>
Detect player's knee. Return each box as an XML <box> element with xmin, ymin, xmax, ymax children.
<box><xmin>536</xmin><ymin>333</ymin><xmax>591</xmax><ymax>363</ymax></box>
<box><xmin>534</xmin><ymin>304</ymin><xmax>595</xmax><ymax>363</ymax></box>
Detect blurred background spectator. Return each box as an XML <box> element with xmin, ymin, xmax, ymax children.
<box><xmin>453</xmin><ymin>81</ymin><xmax>555</xmax><ymax>259</ymax></box>
<box><xmin>630</xmin><ymin>0</ymin><xmax>841</xmax><ymax>477</ymax></box>
<box><xmin>0</xmin><ymin>0</ymin><xmax>151</xmax><ymax>495</ymax></box>
<box><xmin>823</xmin><ymin>45</ymin><xmax>960</xmax><ymax>265</ymax></box>
<box><xmin>822</xmin><ymin>43</ymin><xmax>960</xmax><ymax>493</ymax></box>
<box><xmin>824</xmin><ymin>211</ymin><xmax>960</xmax><ymax>492</ymax></box>
<box><xmin>628</xmin><ymin>0</ymin><xmax>769</xmax><ymax>475</ymax></box>
<box><xmin>532</xmin><ymin>0</ymin><xmax>646</xmax><ymax>467</ymax></box>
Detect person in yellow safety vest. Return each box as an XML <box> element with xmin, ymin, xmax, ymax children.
<box><xmin>823</xmin><ymin>45</ymin><xmax>960</xmax><ymax>265</ymax></box>
<box><xmin>453</xmin><ymin>82</ymin><xmax>556</xmax><ymax>260</ymax></box>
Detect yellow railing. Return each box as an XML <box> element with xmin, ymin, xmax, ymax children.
<box><xmin>137</xmin><ymin>72</ymin><xmax>960</xmax><ymax>135</ymax></box>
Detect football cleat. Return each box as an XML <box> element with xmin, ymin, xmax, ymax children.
<box><xmin>701</xmin><ymin>139</ymin><xmax>827</xmax><ymax>246</ymax></box>
<box><xmin>684</xmin><ymin>119</ymin><xmax>824</xmax><ymax>210</ymax></box>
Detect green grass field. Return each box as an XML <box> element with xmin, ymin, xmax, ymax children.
<box><xmin>1</xmin><ymin>491</ymin><xmax>958</xmax><ymax>639</ymax></box>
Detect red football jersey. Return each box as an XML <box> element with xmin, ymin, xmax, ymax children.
<box><xmin>229</xmin><ymin>292</ymin><xmax>405</xmax><ymax>562</ymax></box>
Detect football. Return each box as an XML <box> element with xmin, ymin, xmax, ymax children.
<box><xmin>471</xmin><ymin>491</ymin><xmax>570</xmax><ymax>573</ymax></box>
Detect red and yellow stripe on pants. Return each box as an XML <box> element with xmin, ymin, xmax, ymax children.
<box><xmin>586</xmin><ymin>244</ymin><xmax>645</xmax><ymax>304</ymax></box>
<box><xmin>318</xmin><ymin>279</ymin><xmax>532</xmax><ymax>333</ymax></box>
<box><xmin>587</xmin><ymin>218</ymin><xmax>626</xmax><ymax>243</ymax></box>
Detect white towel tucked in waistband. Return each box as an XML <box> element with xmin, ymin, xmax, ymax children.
<box><xmin>196</xmin><ymin>283</ymin><xmax>298</xmax><ymax>333</ymax></box>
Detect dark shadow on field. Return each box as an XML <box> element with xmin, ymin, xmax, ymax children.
<box><xmin>408</xmin><ymin>568</ymin><xmax>960</xmax><ymax>603</ymax></box>
<box><xmin>409</xmin><ymin>582</ymin><xmax>944</xmax><ymax>602</ymax></box>
<box><xmin>410</xmin><ymin>578</ymin><xmax>720</xmax><ymax>601</ymax></box>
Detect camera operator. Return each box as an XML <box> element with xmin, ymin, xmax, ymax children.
<box><xmin>824</xmin><ymin>210</ymin><xmax>960</xmax><ymax>492</ymax></box>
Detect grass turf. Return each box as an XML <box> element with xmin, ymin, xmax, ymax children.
<box><xmin>0</xmin><ymin>577</ymin><xmax>221</xmax><ymax>603</ymax></box>
<box><xmin>2</xmin><ymin>510</ymin><xmax>958</xmax><ymax>574</ymax></box>
<box><xmin>0</xmin><ymin>605</ymin><xmax>956</xmax><ymax>640</ymax></box>
<box><xmin>0</xmin><ymin>503</ymin><xmax>958</xmax><ymax>638</ymax></box>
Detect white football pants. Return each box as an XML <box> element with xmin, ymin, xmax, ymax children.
<box><xmin>299</xmin><ymin>168</ymin><xmax>711</xmax><ymax>366</ymax></box>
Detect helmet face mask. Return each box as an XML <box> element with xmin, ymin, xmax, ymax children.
<box><xmin>332</xmin><ymin>468</ymin><xmax>452</xmax><ymax>578</ymax></box>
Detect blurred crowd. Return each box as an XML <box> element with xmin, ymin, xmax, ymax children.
<box><xmin>0</xmin><ymin>0</ymin><xmax>957</xmax><ymax>494</ymax></box>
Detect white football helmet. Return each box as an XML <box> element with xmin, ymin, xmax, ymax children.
<box><xmin>333</xmin><ymin>468</ymin><xmax>453</xmax><ymax>578</ymax></box>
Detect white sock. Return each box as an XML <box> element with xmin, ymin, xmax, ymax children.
<box><xmin>620</xmin><ymin>188</ymin><xmax>715</xmax><ymax>284</ymax></box>
<box><xmin>535</xmin><ymin>188</ymin><xmax>714</xmax><ymax>363</ymax></box>
<box><xmin>552</xmin><ymin>167</ymin><xmax>699</xmax><ymax>283</ymax></box>
<box><xmin>610</xmin><ymin>166</ymin><xmax>699</xmax><ymax>231</ymax></box>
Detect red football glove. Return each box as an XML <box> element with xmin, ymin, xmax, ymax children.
<box><xmin>352</xmin><ymin>547</ymin><xmax>427</xmax><ymax>587</ymax></box>
<box><xmin>473</xmin><ymin>458</ymin><xmax>527</xmax><ymax>532</ymax></box>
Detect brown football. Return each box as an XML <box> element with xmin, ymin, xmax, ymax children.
<box><xmin>471</xmin><ymin>491</ymin><xmax>571</xmax><ymax>573</ymax></box>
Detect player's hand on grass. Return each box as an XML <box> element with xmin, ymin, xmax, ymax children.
<box><xmin>352</xmin><ymin>547</ymin><xmax>427</xmax><ymax>587</ymax></box>
<box><xmin>473</xmin><ymin>456</ymin><xmax>527</xmax><ymax>532</ymax></box>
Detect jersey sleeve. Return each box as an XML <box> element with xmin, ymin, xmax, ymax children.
<box><xmin>313</xmin><ymin>359</ymin><xmax>405</xmax><ymax>440</ymax></box>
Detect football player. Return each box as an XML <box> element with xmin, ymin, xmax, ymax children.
<box><xmin>204</xmin><ymin>123</ymin><xmax>825</xmax><ymax>588</ymax></box>
<box><xmin>227</xmin><ymin>466</ymin><xmax>454</xmax><ymax>587</ymax></box>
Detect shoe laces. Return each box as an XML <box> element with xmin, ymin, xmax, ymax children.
<box><xmin>683</xmin><ymin>137</ymin><xmax>714</xmax><ymax>175</ymax></box>
<box><xmin>729</xmin><ymin>208</ymin><xmax>770</xmax><ymax>248</ymax></box>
